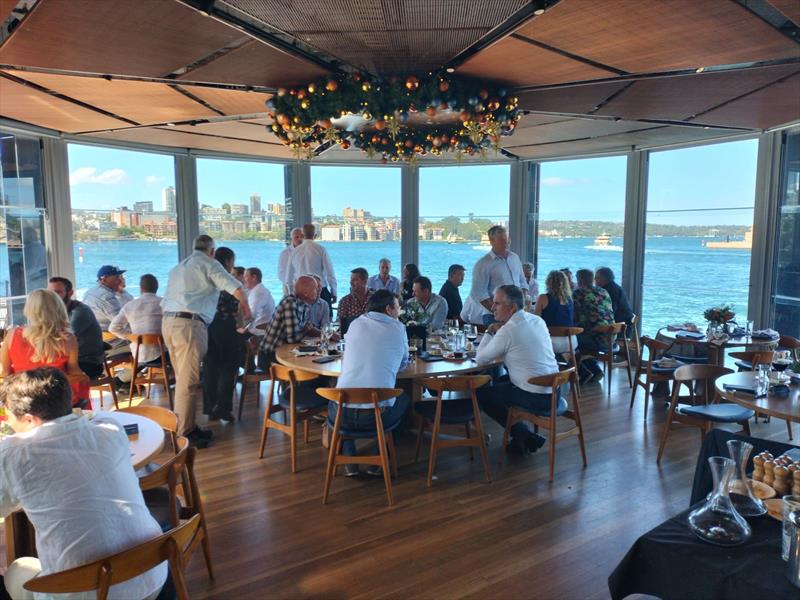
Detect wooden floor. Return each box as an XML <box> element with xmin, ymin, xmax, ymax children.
<box><xmin>106</xmin><ymin>373</ymin><xmax>800</xmax><ymax>598</ymax></box>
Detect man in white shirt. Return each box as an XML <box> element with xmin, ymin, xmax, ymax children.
<box><xmin>243</xmin><ymin>267</ymin><xmax>275</xmax><ymax>334</ymax></box>
<box><xmin>278</xmin><ymin>227</ymin><xmax>304</xmax><ymax>296</ymax></box>
<box><xmin>0</xmin><ymin>367</ymin><xmax>167</xmax><ymax>600</ymax></box>
<box><xmin>475</xmin><ymin>285</ymin><xmax>560</xmax><ymax>454</ymax></box>
<box><xmin>161</xmin><ymin>234</ymin><xmax>250</xmax><ymax>446</ymax></box>
<box><xmin>462</xmin><ymin>225</ymin><xmax>527</xmax><ymax>326</ymax></box>
<box><xmin>522</xmin><ymin>262</ymin><xmax>539</xmax><ymax>301</ymax></box>
<box><xmin>332</xmin><ymin>290</ymin><xmax>411</xmax><ymax>475</ymax></box>
<box><xmin>83</xmin><ymin>265</ymin><xmax>125</xmax><ymax>330</ymax></box>
<box><xmin>109</xmin><ymin>273</ymin><xmax>164</xmax><ymax>365</ymax></box>
<box><xmin>405</xmin><ymin>276</ymin><xmax>448</xmax><ymax>331</ymax></box>
<box><xmin>286</xmin><ymin>223</ymin><xmax>337</xmax><ymax>312</ymax></box>
<box><xmin>367</xmin><ymin>258</ymin><xmax>401</xmax><ymax>295</ymax></box>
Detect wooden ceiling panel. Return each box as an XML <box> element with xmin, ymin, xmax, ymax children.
<box><xmin>176</xmin><ymin>86</ymin><xmax>272</xmax><ymax>116</ymax></box>
<box><xmin>0</xmin><ymin>0</ymin><xmax>243</xmax><ymax>77</ymax></box>
<box><xmin>505</xmin><ymin>118</ymin><xmax>650</xmax><ymax>148</ymax></box>
<box><xmin>517</xmin><ymin>81</ymin><xmax>629</xmax><ymax>115</ymax></box>
<box><xmin>457</xmin><ymin>36</ymin><xmax>613</xmax><ymax>87</ymax></box>
<box><xmin>4</xmin><ymin>71</ymin><xmax>217</xmax><ymax>126</ymax></box>
<box><xmin>170</xmin><ymin>121</ymin><xmax>278</xmax><ymax>143</ymax></box>
<box><xmin>518</xmin><ymin>0</ymin><xmax>800</xmax><ymax>74</ymax></box>
<box><xmin>768</xmin><ymin>0</ymin><xmax>800</xmax><ymax>26</ymax></box>
<box><xmin>178</xmin><ymin>40</ymin><xmax>329</xmax><ymax>88</ymax></box>
<box><xmin>596</xmin><ymin>65</ymin><xmax>800</xmax><ymax>123</ymax></box>
<box><xmin>697</xmin><ymin>72</ymin><xmax>800</xmax><ymax>129</ymax></box>
<box><xmin>0</xmin><ymin>76</ymin><xmax>128</xmax><ymax>132</ymax></box>
<box><xmin>82</xmin><ymin>127</ymin><xmax>294</xmax><ymax>159</ymax></box>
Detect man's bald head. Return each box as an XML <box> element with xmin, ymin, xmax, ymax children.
<box><xmin>294</xmin><ymin>275</ymin><xmax>319</xmax><ymax>304</ymax></box>
<box><xmin>290</xmin><ymin>227</ymin><xmax>304</xmax><ymax>247</ymax></box>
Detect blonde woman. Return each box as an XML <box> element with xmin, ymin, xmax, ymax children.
<box><xmin>533</xmin><ymin>270</ymin><xmax>577</xmax><ymax>355</ymax></box>
<box><xmin>0</xmin><ymin>289</ymin><xmax>90</xmax><ymax>407</ymax></box>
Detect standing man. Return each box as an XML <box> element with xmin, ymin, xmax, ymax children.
<box><xmin>278</xmin><ymin>227</ymin><xmax>304</xmax><ymax>296</ymax></box>
<box><xmin>243</xmin><ymin>267</ymin><xmax>275</xmax><ymax>335</ymax></box>
<box><xmin>463</xmin><ymin>225</ymin><xmax>527</xmax><ymax>326</ymax></box>
<box><xmin>109</xmin><ymin>274</ymin><xmax>164</xmax><ymax>366</ymax></box>
<box><xmin>406</xmin><ymin>276</ymin><xmax>449</xmax><ymax>331</ymax></box>
<box><xmin>161</xmin><ymin>234</ymin><xmax>250</xmax><ymax>447</ymax></box>
<box><xmin>47</xmin><ymin>276</ymin><xmax>105</xmax><ymax>379</ymax></box>
<box><xmin>82</xmin><ymin>265</ymin><xmax>125</xmax><ymax>329</ymax></box>
<box><xmin>439</xmin><ymin>264</ymin><xmax>465</xmax><ymax>321</ymax></box>
<box><xmin>367</xmin><ymin>258</ymin><xmax>401</xmax><ymax>294</ymax></box>
<box><xmin>286</xmin><ymin>223</ymin><xmax>337</xmax><ymax>313</ymax></box>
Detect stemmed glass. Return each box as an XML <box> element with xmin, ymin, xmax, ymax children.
<box><xmin>773</xmin><ymin>350</ymin><xmax>792</xmax><ymax>372</ymax></box>
<box><xmin>464</xmin><ymin>324</ymin><xmax>477</xmax><ymax>342</ymax></box>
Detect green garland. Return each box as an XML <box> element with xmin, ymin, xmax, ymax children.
<box><xmin>266</xmin><ymin>72</ymin><xmax>520</xmax><ymax>162</ymax></box>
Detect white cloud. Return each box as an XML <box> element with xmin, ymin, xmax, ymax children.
<box><xmin>69</xmin><ymin>167</ymin><xmax>128</xmax><ymax>186</ymax></box>
<box><xmin>145</xmin><ymin>175</ymin><xmax>165</xmax><ymax>185</ymax></box>
<box><xmin>541</xmin><ymin>176</ymin><xmax>591</xmax><ymax>187</ymax></box>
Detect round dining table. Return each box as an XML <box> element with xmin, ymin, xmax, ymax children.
<box><xmin>715</xmin><ymin>371</ymin><xmax>800</xmax><ymax>424</ymax></box>
<box><xmin>659</xmin><ymin>329</ymin><xmax>778</xmax><ymax>366</ymax></box>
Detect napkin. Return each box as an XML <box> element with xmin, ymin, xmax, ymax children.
<box><xmin>751</xmin><ymin>328</ymin><xmax>779</xmax><ymax>339</ymax></box>
<box><xmin>676</xmin><ymin>330</ymin><xmax>704</xmax><ymax>339</ymax></box>
<box><xmin>722</xmin><ymin>383</ymin><xmax>755</xmax><ymax>394</ymax></box>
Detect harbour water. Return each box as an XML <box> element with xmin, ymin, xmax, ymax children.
<box><xmin>73</xmin><ymin>237</ymin><xmax>751</xmax><ymax>336</ymax></box>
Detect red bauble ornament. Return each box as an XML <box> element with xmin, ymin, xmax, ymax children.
<box><xmin>326</xmin><ymin>80</ymin><xmax>338</xmax><ymax>92</ymax></box>
<box><xmin>487</xmin><ymin>98</ymin><xmax>501</xmax><ymax>111</ymax></box>
<box><xmin>374</xmin><ymin>119</ymin><xmax>386</xmax><ymax>131</ymax></box>
<box><xmin>439</xmin><ymin>81</ymin><xmax>450</xmax><ymax>93</ymax></box>
<box><xmin>459</xmin><ymin>110</ymin><xmax>471</xmax><ymax>122</ymax></box>
<box><xmin>479</xmin><ymin>89</ymin><xmax>489</xmax><ymax>100</ymax></box>
<box><xmin>405</xmin><ymin>76</ymin><xmax>420</xmax><ymax>91</ymax></box>
<box><xmin>381</xmin><ymin>138</ymin><xmax>390</xmax><ymax>145</ymax></box>
<box><xmin>340</xmin><ymin>140</ymin><xmax>350</xmax><ymax>150</ymax></box>
<box><xmin>319</xmin><ymin>118</ymin><xmax>332</xmax><ymax>129</ymax></box>
<box><xmin>426</xmin><ymin>106</ymin><xmax>437</xmax><ymax>117</ymax></box>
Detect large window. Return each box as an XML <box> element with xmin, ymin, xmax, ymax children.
<box><xmin>68</xmin><ymin>143</ymin><xmax>177</xmax><ymax>298</ymax></box>
<box><xmin>419</xmin><ymin>164</ymin><xmax>510</xmax><ymax>296</ymax></box>
<box><xmin>197</xmin><ymin>158</ymin><xmax>287</xmax><ymax>300</ymax></box>
<box><xmin>310</xmin><ymin>165</ymin><xmax>401</xmax><ymax>295</ymax></box>
<box><xmin>537</xmin><ymin>156</ymin><xmax>627</xmax><ymax>292</ymax></box>
<box><xmin>771</xmin><ymin>129</ymin><xmax>800</xmax><ymax>336</ymax></box>
<box><xmin>0</xmin><ymin>132</ymin><xmax>47</xmax><ymax>326</ymax></box>
<box><xmin>642</xmin><ymin>140</ymin><xmax>758</xmax><ymax>336</ymax></box>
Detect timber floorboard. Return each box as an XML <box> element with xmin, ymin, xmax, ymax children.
<box><xmin>119</xmin><ymin>375</ymin><xmax>800</xmax><ymax>598</ymax></box>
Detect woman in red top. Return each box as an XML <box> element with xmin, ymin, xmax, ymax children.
<box><xmin>0</xmin><ymin>289</ymin><xmax>90</xmax><ymax>407</ymax></box>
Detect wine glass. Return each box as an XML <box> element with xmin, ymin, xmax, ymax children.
<box><xmin>773</xmin><ymin>350</ymin><xmax>792</xmax><ymax>372</ymax></box>
<box><xmin>464</xmin><ymin>324</ymin><xmax>477</xmax><ymax>342</ymax></box>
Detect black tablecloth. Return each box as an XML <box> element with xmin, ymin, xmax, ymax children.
<box><xmin>608</xmin><ymin>506</ymin><xmax>795</xmax><ymax>600</ymax></box>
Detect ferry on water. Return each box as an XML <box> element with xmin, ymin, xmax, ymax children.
<box><xmin>585</xmin><ymin>233</ymin><xmax>623</xmax><ymax>251</ymax></box>
<box><xmin>704</xmin><ymin>227</ymin><xmax>753</xmax><ymax>249</ymax></box>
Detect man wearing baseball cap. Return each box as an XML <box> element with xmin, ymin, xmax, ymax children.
<box><xmin>83</xmin><ymin>265</ymin><xmax>126</xmax><ymax>330</ymax></box>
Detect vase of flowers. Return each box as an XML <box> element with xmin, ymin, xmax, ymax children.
<box><xmin>704</xmin><ymin>304</ymin><xmax>736</xmax><ymax>334</ymax></box>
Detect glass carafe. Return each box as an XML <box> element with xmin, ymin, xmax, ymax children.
<box><xmin>726</xmin><ymin>439</ymin><xmax>767</xmax><ymax>517</ymax></box>
<box><xmin>689</xmin><ymin>456</ymin><xmax>752</xmax><ymax>546</ymax></box>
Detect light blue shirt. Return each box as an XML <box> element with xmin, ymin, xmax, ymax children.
<box><xmin>161</xmin><ymin>250</ymin><xmax>242</xmax><ymax>325</ymax></box>
<box><xmin>367</xmin><ymin>274</ymin><xmax>401</xmax><ymax>295</ymax></box>
<box><xmin>338</xmin><ymin>311</ymin><xmax>409</xmax><ymax>408</ymax></box>
<box><xmin>307</xmin><ymin>297</ymin><xmax>331</xmax><ymax>329</ymax></box>
<box><xmin>82</xmin><ymin>283</ymin><xmax>121</xmax><ymax>330</ymax></box>
<box><xmin>405</xmin><ymin>293</ymin><xmax>448</xmax><ymax>331</ymax></box>
<box><xmin>466</xmin><ymin>250</ymin><xmax>527</xmax><ymax>322</ymax></box>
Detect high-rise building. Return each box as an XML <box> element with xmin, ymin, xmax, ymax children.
<box><xmin>134</xmin><ymin>201</ymin><xmax>153</xmax><ymax>213</ymax></box>
<box><xmin>161</xmin><ymin>186</ymin><xmax>175</xmax><ymax>212</ymax></box>
<box><xmin>250</xmin><ymin>193</ymin><xmax>261</xmax><ymax>215</ymax></box>
<box><xmin>230</xmin><ymin>204</ymin><xmax>248</xmax><ymax>216</ymax></box>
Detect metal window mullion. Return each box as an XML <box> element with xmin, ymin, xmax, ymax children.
<box><xmin>401</xmin><ymin>164</ymin><xmax>419</xmax><ymax>267</ymax></box>
<box><xmin>41</xmin><ymin>138</ymin><xmax>75</xmax><ymax>282</ymax></box>
<box><xmin>622</xmin><ymin>150</ymin><xmax>648</xmax><ymax>326</ymax></box>
<box><xmin>175</xmin><ymin>154</ymin><xmax>199</xmax><ymax>260</ymax></box>
<box><xmin>284</xmin><ymin>162</ymin><xmax>311</xmax><ymax>235</ymax></box>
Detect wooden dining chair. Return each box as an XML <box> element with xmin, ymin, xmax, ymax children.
<box><xmin>316</xmin><ymin>387</ymin><xmax>404</xmax><ymax>506</ymax></box>
<box><xmin>656</xmin><ymin>365</ymin><xmax>754</xmax><ymax>463</ymax></box>
<box><xmin>548</xmin><ymin>325</ymin><xmax>584</xmax><ymax>397</ymax></box>
<box><xmin>415</xmin><ymin>375</ymin><xmax>492</xmax><ymax>487</ymax></box>
<box><xmin>620</xmin><ymin>314</ymin><xmax>641</xmax><ymax>371</ymax></box>
<box><xmin>779</xmin><ymin>334</ymin><xmax>800</xmax><ymax>361</ymax></box>
<box><xmin>88</xmin><ymin>354</ymin><xmax>120</xmax><ymax>411</ymax></box>
<box><xmin>127</xmin><ymin>334</ymin><xmax>173</xmax><ymax>410</ymax></box>
<box><xmin>118</xmin><ymin>405</ymin><xmax>180</xmax><ymax>454</ymax></box>
<box><xmin>258</xmin><ymin>364</ymin><xmax>327</xmax><ymax>473</ymax></box>
<box><xmin>498</xmin><ymin>368</ymin><xmax>587</xmax><ymax>483</ymax></box>
<box><xmin>578</xmin><ymin>322</ymin><xmax>632</xmax><ymax>396</ymax></box>
<box><xmin>730</xmin><ymin>350</ymin><xmax>774</xmax><ymax>372</ymax></box>
<box><xmin>23</xmin><ymin>514</ymin><xmax>202</xmax><ymax>600</ymax></box>
<box><xmin>238</xmin><ymin>334</ymin><xmax>270</xmax><ymax>420</ymax></box>
<box><xmin>630</xmin><ymin>336</ymin><xmax>676</xmax><ymax>420</ymax></box>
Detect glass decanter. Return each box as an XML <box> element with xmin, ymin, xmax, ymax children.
<box><xmin>689</xmin><ymin>456</ymin><xmax>752</xmax><ymax>546</ymax></box>
<box><xmin>726</xmin><ymin>439</ymin><xmax>766</xmax><ymax>517</ymax></box>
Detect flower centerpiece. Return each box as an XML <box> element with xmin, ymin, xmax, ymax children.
<box><xmin>703</xmin><ymin>304</ymin><xmax>736</xmax><ymax>326</ymax></box>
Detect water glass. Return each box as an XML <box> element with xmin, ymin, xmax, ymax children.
<box><xmin>756</xmin><ymin>364</ymin><xmax>771</xmax><ymax>397</ymax></box>
<box><xmin>746</xmin><ymin>320</ymin><xmax>754</xmax><ymax>336</ymax></box>
<box><xmin>783</xmin><ymin>496</ymin><xmax>800</xmax><ymax>561</ymax></box>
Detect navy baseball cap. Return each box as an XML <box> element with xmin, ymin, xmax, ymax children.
<box><xmin>97</xmin><ymin>265</ymin><xmax>126</xmax><ymax>278</ymax></box>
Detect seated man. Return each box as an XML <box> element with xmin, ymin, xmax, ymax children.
<box><xmin>406</xmin><ymin>276</ymin><xmax>448</xmax><ymax>331</ymax></box>
<box><xmin>475</xmin><ymin>285</ymin><xmax>559</xmax><ymax>454</ymax></box>
<box><xmin>0</xmin><ymin>367</ymin><xmax>167</xmax><ymax>600</ymax></box>
<box><xmin>47</xmin><ymin>276</ymin><xmax>105</xmax><ymax>379</ymax></box>
<box><xmin>243</xmin><ymin>267</ymin><xmax>275</xmax><ymax>335</ymax></box>
<box><xmin>572</xmin><ymin>268</ymin><xmax>615</xmax><ymax>384</ymax></box>
<box><xmin>116</xmin><ymin>273</ymin><xmax>134</xmax><ymax>308</ymax></box>
<box><xmin>82</xmin><ymin>265</ymin><xmax>125</xmax><ymax>330</ymax></box>
<box><xmin>109</xmin><ymin>273</ymin><xmax>164</xmax><ymax>365</ymax></box>
<box><xmin>367</xmin><ymin>258</ymin><xmax>400</xmax><ymax>294</ymax></box>
<box><xmin>331</xmin><ymin>290</ymin><xmax>411</xmax><ymax>475</ymax></box>
<box><xmin>259</xmin><ymin>275</ymin><xmax>322</xmax><ymax>359</ymax></box>
<box><xmin>338</xmin><ymin>267</ymin><xmax>372</xmax><ymax>330</ymax></box>
<box><xmin>522</xmin><ymin>262</ymin><xmax>539</xmax><ymax>302</ymax></box>
<box><xmin>306</xmin><ymin>274</ymin><xmax>331</xmax><ymax>330</ymax></box>
<box><xmin>595</xmin><ymin>266</ymin><xmax>633</xmax><ymax>332</ymax></box>
<box><xmin>438</xmin><ymin>264</ymin><xmax>465</xmax><ymax>321</ymax></box>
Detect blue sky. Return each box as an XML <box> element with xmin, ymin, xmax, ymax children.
<box><xmin>67</xmin><ymin>138</ymin><xmax>758</xmax><ymax>225</ymax></box>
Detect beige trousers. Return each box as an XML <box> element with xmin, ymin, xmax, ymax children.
<box><xmin>162</xmin><ymin>316</ymin><xmax>208</xmax><ymax>436</ymax></box>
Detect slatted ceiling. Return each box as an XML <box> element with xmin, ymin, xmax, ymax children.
<box><xmin>178</xmin><ymin>39</ymin><xmax>329</xmax><ymax>88</ymax></box>
<box><xmin>517</xmin><ymin>0</ymin><xmax>800</xmax><ymax>75</ymax></box>
<box><xmin>177</xmin><ymin>86</ymin><xmax>272</xmax><ymax>117</ymax></box>
<box><xmin>222</xmin><ymin>0</ymin><xmax>530</xmax><ymax>74</ymax></box>
<box><xmin>3</xmin><ymin>71</ymin><xmax>218</xmax><ymax>126</ymax></box>
<box><xmin>695</xmin><ymin>72</ymin><xmax>800</xmax><ymax>130</ymax></box>
<box><xmin>517</xmin><ymin>81</ymin><xmax>630</xmax><ymax>115</ymax></box>
<box><xmin>0</xmin><ymin>0</ymin><xmax>244</xmax><ymax>78</ymax></box>
<box><xmin>768</xmin><ymin>0</ymin><xmax>800</xmax><ymax>26</ymax></box>
<box><xmin>0</xmin><ymin>76</ymin><xmax>128</xmax><ymax>133</ymax></box>
<box><xmin>595</xmin><ymin>65</ymin><xmax>800</xmax><ymax>123</ymax></box>
<box><xmin>84</xmin><ymin>126</ymin><xmax>295</xmax><ymax>159</ymax></box>
<box><xmin>170</xmin><ymin>120</ymin><xmax>278</xmax><ymax>144</ymax></box>
<box><xmin>456</xmin><ymin>36</ymin><xmax>612</xmax><ymax>87</ymax></box>
<box><xmin>504</xmin><ymin>118</ymin><xmax>650</xmax><ymax>148</ymax></box>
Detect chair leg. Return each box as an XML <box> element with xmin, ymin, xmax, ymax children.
<box><xmin>465</xmin><ymin>422</ymin><xmax>474</xmax><ymax>461</ymax></box>
<box><xmin>289</xmin><ymin>412</ymin><xmax>298</xmax><ymax>474</ymax></box>
<box><xmin>742</xmin><ymin>418</ymin><xmax>751</xmax><ymax>436</ymax></box>
<box><xmin>787</xmin><ymin>420</ymin><xmax>793</xmax><ymax>441</ymax></box>
<box><xmin>374</xmin><ymin>420</ymin><xmax>394</xmax><ymax>506</ymax></box>
<box><xmin>304</xmin><ymin>419</ymin><xmax>310</xmax><ymax>444</ymax></box>
<box><xmin>238</xmin><ymin>375</ymin><xmax>249</xmax><ymax>421</ymax></box>
<box><xmin>643</xmin><ymin>382</ymin><xmax>650</xmax><ymax>421</ymax></box>
<box><xmin>657</xmin><ymin>393</ymin><xmax>679</xmax><ymax>464</ymax></box>
<box><xmin>624</xmin><ymin>342</ymin><xmax>633</xmax><ymax>387</ymax></box>
<box><xmin>322</xmin><ymin>430</ymin><xmax>339</xmax><ymax>505</ymax></box>
<box><xmin>629</xmin><ymin>372</ymin><xmax>640</xmax><ymax>409</ymax></box>
<box><xmin>258</xmin><ymin>419</ymin><xmax>270</xmax><ymax>459</ymax></box>
<box><xmin>498</xmin><ymin>411</ymin><xmax>514</xmax><ymax>470</ymax></box>
<box><xmin>200</xmin><ymin>526</ymin><xmax>214</xmax><ymax>580</ymax></box>
<box><xmin>426</xmin><ymin>412</ymin><xmax>442</xmax><ymax>488</ymax></box>
<box><xmin>414</xmin><ymin>416</ymin><xmax>426</xmax><ymax>463</ymax></box>
<box><xmin>472</xmin><ymin>413</ymin><xmax>492</xmax><ymax>483</ymax></box>
<box><xmin>387</xmin><ymin>431</ymin><xmax>399</xmax><ymax>479</ymax></box>
<box><xmin>548</xmin><ymin>420</ymin><xmax>557</xmax><ymax>483</ymax></box>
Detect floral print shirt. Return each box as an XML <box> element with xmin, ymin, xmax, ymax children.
<box><xmin>572</xmin><ymin>285</ymin><xmax>614</xmax><ymax>332</ymax></box>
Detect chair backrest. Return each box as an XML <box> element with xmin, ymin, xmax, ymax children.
<box><xmin>639</xmin><ymin>336</ymin><xmax>670</xmax><ymax>364</ymax></box>
<box><xmin>119</xmin><ymin>405</ymin><xmax>178</xmax><ymax>434</ymax></box>
<box><xmin>101</xmin><ymin>331</ymin><xmax>118</xmax><ymax>343</ymax></box>
<box><xmin>315</xmin><ymin>387</ymin><xmax>403</xmax><ymax>408</ymax></box>
<box><xmin>270</xmin><ymin>364</ymin><xmax>320</xmax><ymax>384</ymax></box>
<box><xmin>779</xmin><ymin>334</ymin><xmax>800</xmax><ymax>360</ymax></box>
<box><xmin>673</xmin><ymin>364</ymin><xmax>733</xmax><ymax>383</ymax></box>
<box><xmin>593</xmin><ymin>322</ymin><xmax>626</xmax><ymax>336</ymax></box>
<box><xmin>139</xmin><ymin>437</ymin><xmax>189</xmax><ymax>528</ymax></box>
<box><xmin>528</xmin><ymin>368</ymin><xmax>573</xmax><ymax>389</ymax></box>
<box><xmin>548</xmin><ymin>326</ymin><xmax>583</xmax><ymax>337</ymax></box>
<box><xmin>24</xmin><ymin>514</ymin><xmax>201</xmax><ymax>599</ymax></box>
<box><xmin>729</xmin><ymin>350</ymin><xmax>774</xmax><ymax>366</ymax></box>
<box><xmin>127</xmin><ymin>333</ymin><xmax>165</xmax><ymax>346</ymax></box>
<box><xmin>420</xmin><ymin>374</ymin><xmax>491</xmax><ymax>394</ymax></box>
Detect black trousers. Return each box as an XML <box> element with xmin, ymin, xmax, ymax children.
<box><xmin>320</xmin><ymin>286</ymin><xmax>334</xmax><ymax>318</ymax></box>
<box><xmin>79</xmin><ymin>360</ymin><xmax>105</xmax><ymax>379</ymax></box>
<box><xmin>202</xmin><ymin>316</ymin><xmax>244</xmax><ymax>416</ymax></box>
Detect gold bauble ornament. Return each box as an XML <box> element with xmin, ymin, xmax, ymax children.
<box><xmin>307</xmin><ymin>83</ymin><xmax>316</xmax><ymax>93</ymax></box>
<box><xmin>405</xmin><ymin>76</ymin><xmax>419</xmax><ymax>90</ymax></box>
<box><xmin>326</xmin><ymin>80</ymin><xmax>338</xmax><ymax>92</ymax></box>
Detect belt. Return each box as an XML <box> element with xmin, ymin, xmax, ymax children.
<box><xmin>164</xmin><ymin>311</ymin><xmax>207</xmax><ymax>326</ymax></box>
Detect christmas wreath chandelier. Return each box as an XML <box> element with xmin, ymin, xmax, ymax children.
<box><xmin>266</xmin><ymin>72</ymin><xmax>520</xmax><ymax>162</ymax></box>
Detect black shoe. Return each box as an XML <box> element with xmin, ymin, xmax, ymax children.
<box><xmin>524</xmin><ymin>433</ymin><xmax>546</xmax><ymax>453</ymax></box>
<box><xmin>506</xmin><ymin>437</ymin><xmax>527</xmax><ymax>455</ymax></box>
<box><xmin>344</xmin><ymin>464</ymin><xmax>360</xmax><ymax>477</ymax></box>
<box><xmin>216</xmin><ymin>412</ymin><xmax>235</xmax><ymax>423</ymax></box>
<box><xmin>189</xmin><ymin>426</ymin><xmax>213</xmax><ymax>440</ymax></box>
<box><xmin>187</xmin><ymin>432</ymin><xmax>210</xmax><ymax>449</ymax></box>
<box><xmin>579</xmin><ymin>370</ymin><xmax>596</xmax><ymax>385</ymax></box>
<box><xmin>365</xmin><ymin>465</ymin><xmax>383</xmax><ymax>477</ymax></box>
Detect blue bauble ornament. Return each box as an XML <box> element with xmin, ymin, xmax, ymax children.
<box><xmin>266</xmin><ymin>99</ymin><xmax>276</xmax><ymax>109</ymax></box>
<box><xmin>398</xmin><ymin>112</ymin><xmax>410</xmax><ymax>124</ymax></box>
<box><xmin>468</xmin><ymin>96</ymin><xmax>479</xmax><ymax>106</ymax></box>
<box><xmin>498</xmin><ymin>88</ymin><xmax>507</xmax><ymax>97</ymax></box>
